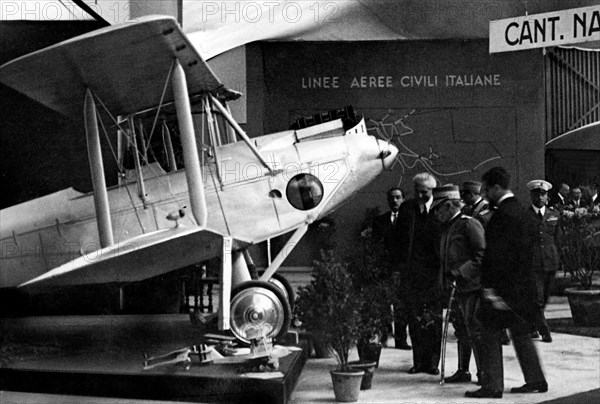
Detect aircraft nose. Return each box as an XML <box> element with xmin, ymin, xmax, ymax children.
<box><xmin>377</xmin><ymin>139</ymin><xmax>399</xmax><ymax>170</ymax></box>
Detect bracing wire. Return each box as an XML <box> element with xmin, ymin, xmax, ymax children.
<box><xmin>145</xmin><ymin>60</ymin><xmax>175</xmax><ymax>155</ymax></box>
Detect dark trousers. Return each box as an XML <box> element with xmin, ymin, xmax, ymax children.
<box><xmin>454</xmin><ymin>292</ymin><xmax>483</xmax><ymax>343</ymax></box>
<box><xmin>407</xmin><ymin>300</ymin><xmax>442</xmax><ymax>370</ymax></box>
<box><xmin>394</xmin><ymin>319</ymin><xmax>409</xmax><ymax>346</ymax></box>
<box><xmin>480</xmin><ymin>320</ymin><xmax>546</xmax><ymax>393</ymax></box>
<box><xmin>532</xmin><ymin>271</ymin><xmax>555</xmax><ymax>336</ymax></box>
<box><xmin>452</xmin><ymin>292</ymin><xmax>484</xmax><ymax>373</ymax></box>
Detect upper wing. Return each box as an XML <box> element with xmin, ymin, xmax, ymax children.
<box><xmin>19</xmin><ymin>226</ymin><xmax>250</xmax><ymax>291</ymax></box>
<box><xmin>0</xmin><ymin>16</ymin><xmax>224</xmax><ymax>117</ymax></box>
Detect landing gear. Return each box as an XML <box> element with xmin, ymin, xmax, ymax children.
<box><xmin>259</xmin><ymin>271</ymin><xmax>295</xmax><ymax>309</ymax></box>
<box><xmin>229</xmin><ymin>280</ymin><xmax>291</xmax><ymax>344</ymax></box>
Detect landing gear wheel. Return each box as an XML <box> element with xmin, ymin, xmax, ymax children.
<box><xmin>259</xmin><ymin>271</ymin><xmax>296</xmax><ymax>309</ymax></box>
<box><xmin>230</xmin><ymin>280</ymin><xmax>291</xmax><ymax>345</ymax></box>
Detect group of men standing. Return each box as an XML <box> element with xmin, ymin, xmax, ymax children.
<box><xmin>549</xmin><ymin>181</ymin><xmax>599</xmax><ymax>212</ymax></box>
<box><xmin>376</xmin><ymin>166</ymin><xmax>558</xmax><ymax>398</ymax></box>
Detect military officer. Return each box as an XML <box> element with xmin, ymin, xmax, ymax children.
<box><xmin>431</xmin><ymin>185</ymin><xmax>486</xmax><ymax>384</ymax></box>
<box><xmin>526</xmin><ymin>180</ymin><xmax>563</xmax><ymax>343</ymax></box>
<box><xmin>460</xmin><ymin>181</ymin><xmax>488</xmax><ymax>218</ymax></box>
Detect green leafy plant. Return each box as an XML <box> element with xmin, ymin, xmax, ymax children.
<box><xmin>347</xmin><ymin>208</ymin><xmax>396</xmax><ymax>346</ymax></box>
<box><xmin>295</xmin><ymin>250</ymin><xmax>362</xmax><ymax>371</ymax></box>
<box><xmin>559</xmin><ymin>213</ymin><xmax>600</xmax><ymax>290</ymax></box>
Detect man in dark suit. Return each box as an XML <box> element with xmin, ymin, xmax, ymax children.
<box><xmin>549</xmin><ymin>182</ymin><xmax>570</xmax><ymax>211</ymax></box>
<box><xmin>372</xmin><ymin>187</ymin><xmax>411</xmax><ymax>350</ymax></box>
<box><xmin>466</xmin><ymin>167</ymin><xmax>547</xmax><ymax>399</ymax></box>
<box><xmin>582</xmin><ymin>182</ymin><xmax>599</xmax><ymax>211</ymax></box>
<box><xmin>395</xmin><ymin>172</ymin><xmax>442</xmax><ymax>375</ymax></box>
<box><xmin>565</xmin><ymin>186</ymin><xmax>583</xmax><ymax>211</ymax></box>
<box><xmin>526</xmin><ymin>180</ymin><xmax>562</xmax><ymax>343</ymax></box>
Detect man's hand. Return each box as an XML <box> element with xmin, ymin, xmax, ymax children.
<box><xmin>482</xmin><ymin>288</ymin><xmax>510</xmax><ymax>310</ymax></box>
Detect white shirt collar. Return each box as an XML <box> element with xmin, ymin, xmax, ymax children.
<box><xmin>532</xmin><ymin>205</ymin><xmax>545</xmax><ymax>216</ymax></box>
<box><xmin>497</xmin><ymin>191</ymin><xmax>514</xmax><ymax>206</ymax></box>
<box><xmin>421</xmin><ymin>196</ymin><xmax>433</xmax><ymax>213</ymax></box>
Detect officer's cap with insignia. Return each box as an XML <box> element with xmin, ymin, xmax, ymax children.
<box><xmin>431</xmin><ymin>184</ymin><xmax>461</xmax><ymax>209</ymax></box>
<box><xmin>461</xmin><ymin>181</ymin><xmax>482</xmax><ymax>194</ymax></box>
<box><xmin>526</xmin><ymin>180</ymin><xmax>553</xmax><ymax>193</ymax></box>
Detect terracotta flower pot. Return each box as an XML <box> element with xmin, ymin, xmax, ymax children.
<box><xmin>330</xmin><ymin>369</ymin><xmax>364</xmax><ymax>402</ymax></box>
<box><xmin>310</xmin><ymin>333</ymin><xmax>332</xmax><ymax>358</ymax></box>
<box><xmin>348</xmin><ymin>360</ymin><xmax>377</xmax><ymax>390</ymax></box>
<box><xmin>564</xmin><ymin>287</ymin><xmax>600</xmax><ymax>326</ymax></box>
<box><xmin>357</xmin><ymin>342</ymin><xmax>382</xmax><ymax>368</ymax></box>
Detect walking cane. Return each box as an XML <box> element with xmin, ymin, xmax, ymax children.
<box><xmin>440</xmin><ymin>281</ymin><xmax>456</xmax><ymax>385</ymax></box>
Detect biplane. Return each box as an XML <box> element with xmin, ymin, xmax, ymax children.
<box><xmin>0</xmin><ymin>16</ymin><xmax>398</xmax><ymax>347</ymax></box>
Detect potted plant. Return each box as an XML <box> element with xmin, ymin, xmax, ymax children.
<box><xmin>347</xmin><ymin>209</ymin><xmax>397</xmax><ymax>364</ymax></box>
<box><xmin>295</xmin><ymin>250</ymin><xmax>364</xmax><ymax>402</ymax></box>
<box><xmin>559</xmin><ymin>210</ymin><xmax>600</xmax><ymax>326</ymax></box>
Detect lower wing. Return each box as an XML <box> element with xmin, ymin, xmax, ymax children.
<box><xmin>19</xmin><ymin>226</ymin><xmax>250</xmax><ymax>291</ymax></box>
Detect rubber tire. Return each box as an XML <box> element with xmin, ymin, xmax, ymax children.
<box><xmin>259</xmin><ymin>271</ymin><xmax>296</xmax><ymax>309</ymax></box>
<box><xmin>230</xmin><ymin>280</ymin><xmax>292</xmax><ymax>344</ymax></box>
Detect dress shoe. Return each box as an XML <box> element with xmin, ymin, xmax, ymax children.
<box><xmin>425</xmin><ymin>367</ymin><xmax>440</xmax><ymax>375</ymax></box>
<box><xmin>408</xmin><ymin>366</ymin><xmax>423</xmax><ymax>374</ymax></box>
<box><xmin>444</xmin><ymin>369</ymin><xmax>471</xmax><ymax>383</ymax></box>
<box><xmin>541</xmin><ymin>333</ymin><xmax>552</xmax><ymax>343</ymax></box>
<box><xmin>395</xmin><ymin>343</ymin><xmax>412</xmax><ymax>350</ymax></box>
<box><xmin>465</xmin><ymin>388</ymin><xmax>502</xmax><ymax>398</ymax></box>
<box><xmin>530</xmin><ymin>331</ymin><xmax>540</xmax><ymax>339</ymax></box>
<box><xmin>510</xmin><ymin>382</ymin><xmax>548</xmax><ymax>393</ymax></box>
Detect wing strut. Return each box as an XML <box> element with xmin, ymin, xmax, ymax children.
<box><xmin>259</xmin><ymin>223</ymin><xmax>309</xmax><ymax>282</ymax></box>
<box><xmin>172</xmin><ymin>59</ymin><xmax>207</xmax><ymax>227</ymax></box>
<box><xmin>219</xmin><ymin>236</ymin><xmax>233</xmax><ymax>330</ymax></box>
<box><xmin>84</xmin><ymin>89</ymin><xmax>114</xmax><ymax>248</ymax></box>
<box><xmin>209</xmin><ymin>94</ymin><xmax>274</xmax><ymax>175</ymax></box>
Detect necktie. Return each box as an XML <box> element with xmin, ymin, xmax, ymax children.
<box><xmin>391</xmin><ymin>212</ymin><xmax>397</xmax><ymax>225</ymax></box>
<box><xmin>538</xmin><ymin>211</ymin><xmax>543</xmax><ymax>220</ymax></box>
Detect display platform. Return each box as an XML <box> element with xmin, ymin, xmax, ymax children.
<box><xmin>0</xmin><ymin>315</ymin><xmax>308</xmax><ymax>404</ymax></box>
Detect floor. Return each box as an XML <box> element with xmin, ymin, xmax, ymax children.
<box><xmin>290</xmin><ymin>295</ymin><xmax>600</xmax><ymax>404</ymax></box>
<box><xmin>1</xmin><ymin>296</ymin><xmax>599</xmax><ymax>404</ymax></box>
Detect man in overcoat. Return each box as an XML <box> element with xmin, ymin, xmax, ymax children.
<box><xmin>466</xmin><ymin>167</ymin><xmax>547</xmax><ymax>399</ymax></box>
<box><xmin>395</xmin><ymin>172</ymin><xmax>442</xmax><ymax>375</ymax></box>
<box><xmin>526</xmin><ymin>179</ymin><xmax>562</xmax><ymax>343</ymax></box>
<box><xmin>431</xmin><ymin>185</ymin><xmax>486</xmax><ymax>384</ymax></box>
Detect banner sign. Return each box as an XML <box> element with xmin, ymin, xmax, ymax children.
<box><xmin>489</xmin><ymin>6</ymin><xmax>599</xmax><ymax>53</ymax></box>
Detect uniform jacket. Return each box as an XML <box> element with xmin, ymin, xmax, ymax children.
<box><xmin>480</xmin><ymin>197</ymin><xmax>538</xmax><ymax>326</ymax></box>
<box><xmin>395</xmin><ymin>198</ymin><xmax>442</xmax><ymax>294</ymax></box>
<box><xmin>462</xmin><ymin>198</ymin><xmax>488</xmax><ymax>218</ymax></box>
<box><xmin>439</xmin><ymin>214</ymin><xmax>485</xmax><ymax>294</ymax></box>
<box><xmin>527</xmin><ymin>206</ymin><xmax>562</xmax><ymax>273</ymax></box>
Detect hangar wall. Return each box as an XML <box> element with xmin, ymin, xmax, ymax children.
<box><xmin>0</xmin><ymin>21</ymin><xmax>107</xmax><ymax>209</ymax></box>
<box><xmin>247</xmin><ymin>40</ymin><xmax>546</xmax><ymax>262</ymax></box>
